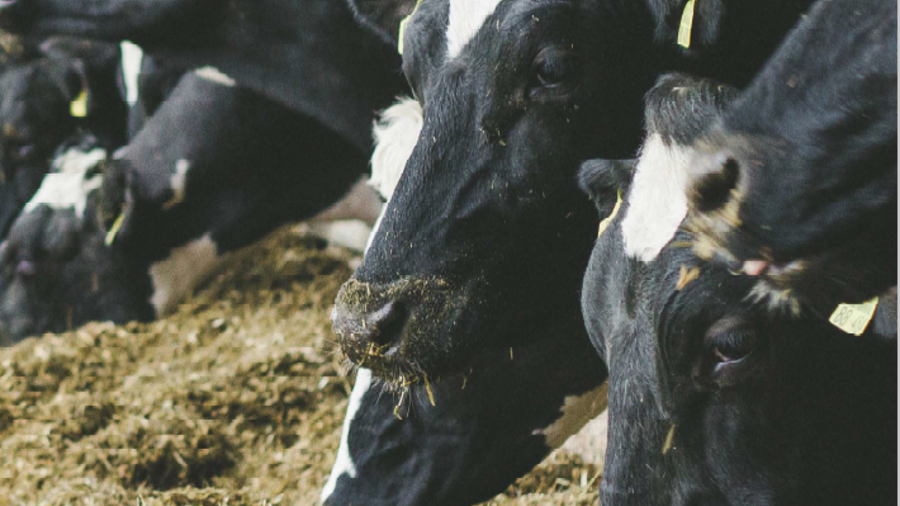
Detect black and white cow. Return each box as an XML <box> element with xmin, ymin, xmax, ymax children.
<box><xmin>580</xmin><ymin>73</ymin><xmax>897</xmax><ymax>506</ymax></box>
<box><xmin>331</xmin><ymin>0</ymin><xmax>816</xmax><ymax>385</ymax></box>
<box><xmin>0</xmin><ymin>59</ymin><xmax>390</xmax><ymax>341</ymax></box>
<box><xmin>0</xmin><ymin>0</ymin><xmax>407</xmax><ymax>342</ymax></box>
<box><xmin>682</xmin><ymin>0</ymin><xmax>897</xmax><ymax>315</ymax></box>
<box><xmin>0</xmin><ymin>36</ymin><xmax>126</xmax><ymax>240</ymax></box>
<box><xmin>323</xmin><ymin>117</ymin><xmax>609</xmax><ymax>505</ymax></box>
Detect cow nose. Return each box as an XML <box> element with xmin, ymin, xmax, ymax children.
<box><xmin>690</xmin><ymin>151</ymin><xmax>740</xmax><ymax>213</ymax></box>
<box><xmin>332</xmin><ymin>300</ymin><xmax>404</xmax><ymax>351</ymax></box>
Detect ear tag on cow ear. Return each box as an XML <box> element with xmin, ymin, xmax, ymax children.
<box><xmin>397</xmin><ymin>0</ymin><xmax>424</xmax><ymax>55</ymax></box>
<box><xmin>828</xmin><ymin>297</ymin><xmax>879</xmax><ymax>336</ymax></box>
<box><xmin>104</xmin><ymin>212</ymin><xmax>125</xmax><ymax>246</ymax></box>
<box><xmin>597</xmin><ymin>190</ymin><xmax>623</xmax><ymax>238</ymax></box>
<box><xmin>70</xmin><ymin>88</ymin><xmax>89</xmax><ymax>118</ymax></box>
<box><xmin>677</xmin><ymin>0</ymin><xmax>696</xmax><ymax>49</ymax></box>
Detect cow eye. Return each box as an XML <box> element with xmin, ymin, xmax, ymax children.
<box><xmin>530</xmin><ymin>46</ymin><xmax>576</xmax><ymax>96</ymax></box>
<box><xmin>694</xmin><ymin>316</ymin><xmax>762</xmax><ymax>386</ymax></box>
<box><xmin>711</xmin><ymin>326</ymin><xmax>756</xmax><ymax>364</ymax></box>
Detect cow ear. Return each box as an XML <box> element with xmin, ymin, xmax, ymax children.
<box><xmin>649</xmin><ymin>0</ymin><xmax>725</xmax><ymax>50</ymax></box>
<box><xmin>346</xmin><ymin>0</ymin><xmax>421</xmax><ymax>46</ymax></box>
<box><xmin>578</xmin><ymin>159</ymin><xmax>635</xmax><ymax>216</ymax></box>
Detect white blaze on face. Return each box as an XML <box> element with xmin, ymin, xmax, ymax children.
<box><xmin>534</xmin><ymin>382</ymin><xmax>608</xmax><ymax>449</ymax></box>
<box><xmin>321</xmin><ymin>368</ymin><xmax>372</xmax><ymax>504</ymax></box>
<box><xmin>24</xmin><ymin>147</ymin><xmax>107</xmax><ymax>218</ymax></box>
<box><xmin>621</xmin><ymin>134</ymin><xmax>692</xmax><ymax>262</ymax></box>
<box><xmin>148</xmin><ymin>234</ymin><xmax>220</xmax><ymax>316</ymax></box>
<box><xmin>194</xmin><ymin>66</ymin><xmax>237</xmax><ymax>87</ymax></box>
<box><xmin>446</xmin><ymin>0</ymin><xmax>505</xmax><ymax>59</ymax></box>
<box><xmin>120</xmin><ymin>41</ymin><xmax>144</xmax><ymax>107</ymax></box>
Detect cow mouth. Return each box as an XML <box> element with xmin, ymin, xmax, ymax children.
<box><xmin>333</xmin><ymin>276</ymin><xmax>475</xmax><ymax>388</ymax></box>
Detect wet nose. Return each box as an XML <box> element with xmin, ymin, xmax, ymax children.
<box><xmin>332</xmin><ymin>299</ymin><xmax>405</xmax><ymax>357</ymax></box>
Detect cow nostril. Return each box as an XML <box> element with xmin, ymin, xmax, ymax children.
<box><xmin>333</xmin><ymin>299</ymin><xmax>407</xmax><ymax>350</ymax></box>
<box><xmin>366</xmin><ymin>301</ymin><xmax>406</xmax><ymax>347</ymax></box>
<box><xmin>693</xmin><ymin>153</ymin><xmax>740</xmax><ymax>213</ymax></box>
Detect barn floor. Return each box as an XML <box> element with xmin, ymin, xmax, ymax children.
<box><xmin>0</xmin><ymin>225</ymin><xmax>599</xmax><ymax>505</ymax></box>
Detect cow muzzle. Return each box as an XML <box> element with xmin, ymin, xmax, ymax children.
<box><xmin>332</xmin><ymin>276</ymin><xmax>467</xmax><ymax>386</ymax></box>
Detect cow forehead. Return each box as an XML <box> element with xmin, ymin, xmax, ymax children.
<box><xmin>446</xmin><ymin>0</ymin><xmax>505</xmax><ymax>59</ymax></box>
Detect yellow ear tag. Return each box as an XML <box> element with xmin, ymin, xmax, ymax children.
<box><xmin>829</xmin><ymin>297</ymin><xmax>879</xmax><ymax>336</ymax></box>
<box><xmin>70</xmin><ymin>88</ymin><xmax>88</xmax><ymax>118</ymax></box>
<box><xmin>597</xmin><ymin>190</ymin><xmax>623</xmax><ymax>238</ymax></box>
<box><xmin>104</xmin><ymin>212</ymin><xmax>125</xmax><ymax>246</ymax></box>
<box><xmin>397</xmin><ymin>0</ymin><xmax>424</xmax><ymax>55</ymax></box>
<box><xmin>677</xmin><ymin>0</ymin><xmax>696</xmax><ymax>49</ymax></box>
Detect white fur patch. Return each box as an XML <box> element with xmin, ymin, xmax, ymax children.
<box><xmin>370</xmin><ymin>97</ymin><xmax>423</xmax><ymax>200</ymax></box>
<box><xmin>24</xmin><ymin>147</ymin><xmax>107</xmax><ymax>218</ymax></box>
<box><xmin>446</xmin><ymin>0</ymin><xmax>505</xmax><ymax>59</ymax></box>
<box><xmin>534</xmin><ymin>382</ymin><xmax>608</xmax><ymax>449</ymax></box>
<box><xmin>621</xmin><ymin>134</ymin><xmax>692</xmax><ymax>262</ymax></box>
<box><xmin>120</xmin><ymin>41</ymin><xmax>144</xmax><ymax>107</ymax></box>
<box><xmin>148</xmin><ymin>234</ymin><xmax>220</xmax><ymax>316</ymax></box>
<box><xmin>194</xmin><ymin>66</ymin><xmax>237</xmax><ymax>87</ymax></box>
<box><xmin>321</xmin><ymin>368</ymin><xmax>372</xmax><ymax>503</ymax></box>
<box><xmin>162</xmin><ymin>159</ymin><xmax>191</xmax><ymax>209</ymax></box>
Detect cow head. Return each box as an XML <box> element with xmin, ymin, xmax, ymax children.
<box><xmin>332</xmin><ymin>0</ymin><xmax>666</xmax><ymax>385</ymax></box>
<box><xmin>0</xmin><ymin>137</ymin><xmax>154</xmax><ymax>343</ymax></box>
<box><xmin>580</xmin><ymin>73</ymin><xmax>897</xmax><ymax>506</ymax></box>
<box><xmin>681</xmin><ymin>0</ymin><xmax>898</xmax><ymax>315</ymax></box>
<box><xmin>0</xmin><ymin>37</ymin><xmax>123</xmax><ymax>239</ymax></box>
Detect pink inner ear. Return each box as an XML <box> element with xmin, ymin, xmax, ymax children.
<box><xmin>742</xmin><ymin>260</ymin><xmax>768</xmax><ymax>276</ymax></box>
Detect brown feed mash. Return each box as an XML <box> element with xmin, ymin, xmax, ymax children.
<box><xmin>0</xmin><ymin>224</ymin><xmax>598</xmax><ymax>505</ymax></box>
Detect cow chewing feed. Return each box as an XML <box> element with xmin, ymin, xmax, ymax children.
<box><xmin>682</xmin><ymin>0</ymin><xmax>897</xmax><ymax>316</ymax></box>
<box><xmin>580</xmin><ymin>73</ymin><xmax>897</xmax><ymax>506</ymax></box>
<box><xmin>322</xmin><ymin>120</ymin><xmax>609</xmax><ymax>506</ymax></box>
<box><xmin>331</xmin><ymin>0</ymin><xmax>816</xmax><ymax>386</ymax></box>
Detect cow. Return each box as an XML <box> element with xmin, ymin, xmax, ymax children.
<box><xmin>681</xmin><ymin>0</ymin><xmax>897</xmax><ymax>316</ymax></box>
<box><xmin>0</xmin><ymin>0</ymin><xmax>408</xmax><ymax>342</ymax></box>
<box><xmin>322</xmin><ymin>118</ymin><xmax>609</xmax><ymax>505</ymax></box>
<box><xmin>0</xmin><ymin>36</ymin><xmax>127</xmax><ymax>240</ymax></box>
<box><xmin>580</xmin><ymin>72</ymin><xmax>897</xmax><ymax>506</ymax></box>
<box><xmin>0</xmin><ymin>60</ymin><xmax>390</xmax><ymax>342</ymax></box>
<box><xmin>330</xmin><ymin>0</ymin><xmax>816</xmax><ymax>387</ymax></box>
